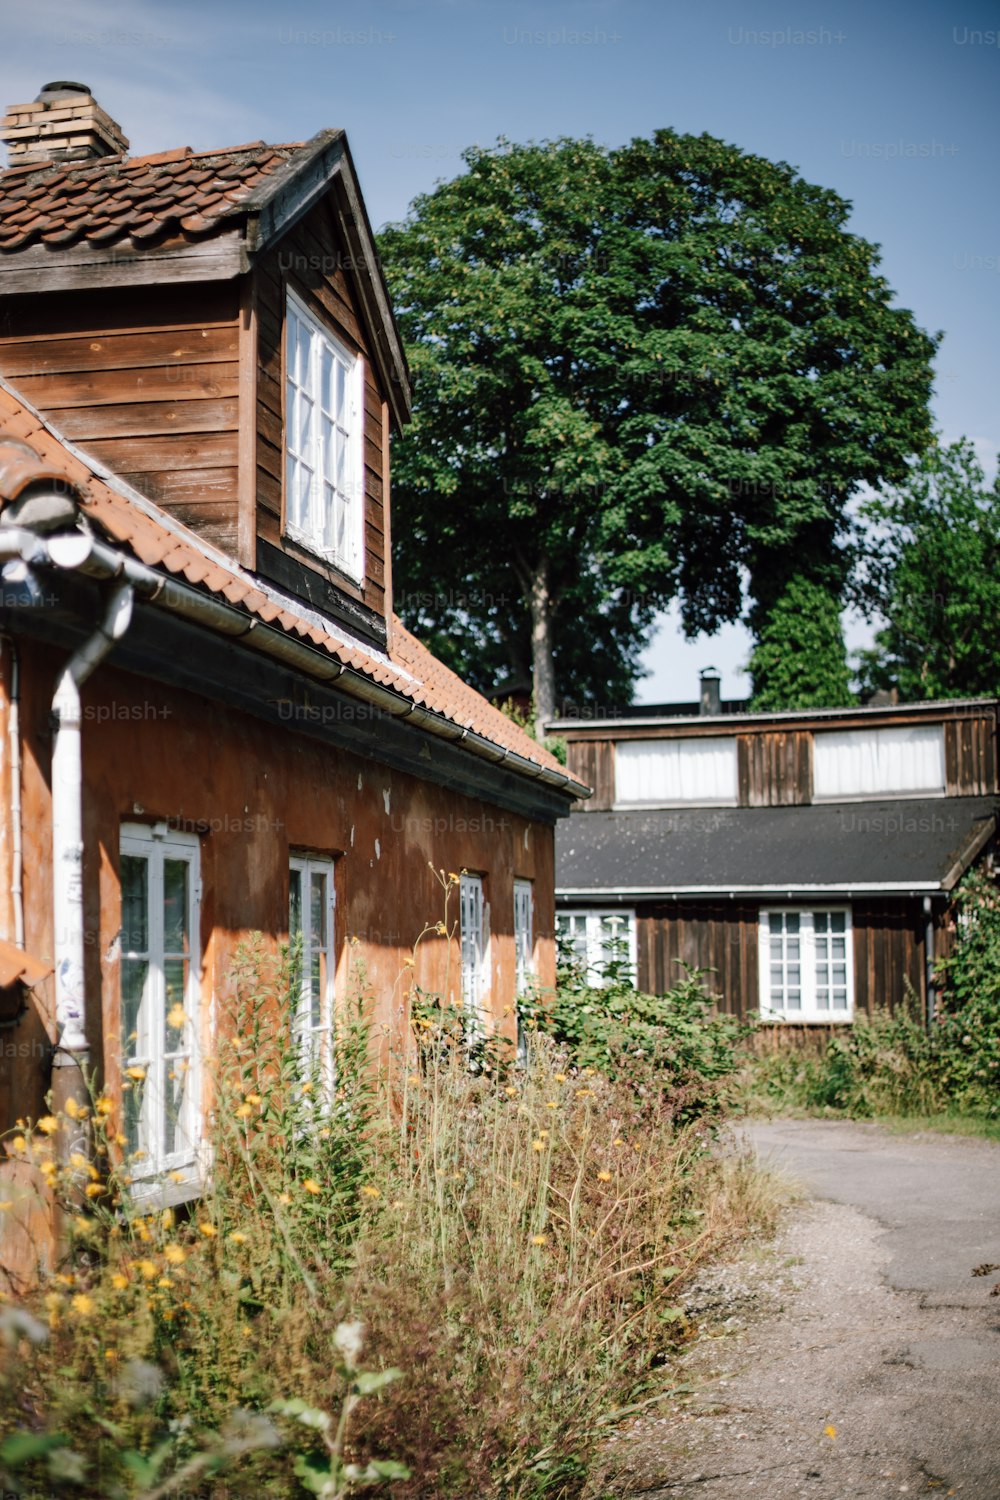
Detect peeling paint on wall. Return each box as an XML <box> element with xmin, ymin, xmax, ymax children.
<box><xmin>382</xmin><ymin>788</ymin><xmax>391</xmax><ymax>816</ymax></box>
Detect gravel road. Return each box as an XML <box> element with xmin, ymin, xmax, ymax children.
<box><xmin>591</xmin><ymin>1118</ymin><xmax>1000</xmax><ymax>1500</ymax></box>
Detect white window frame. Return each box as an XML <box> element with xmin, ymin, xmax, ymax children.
<box><xmin>119</xmin><ymin>823</ymin><xmax>202</xmax><ymax>1200</ymax></box>
<box><xmin>513</xmin><ymin>879</ymin><xmax>535</xmax><ymax>995</ymax></box>
<box><xmin>460</xmin><ymin>873</ymin><xmax>488</xmax><ymax>1036</ymax></box>
<box><xmin>284</xmin><ymin>286</ymin><xmax>365</xmax><ymax>583</ymax></box>
<box><xmin>289</xmin><ymin>854</ymin><xmax>337</xmax><ymax>1098</ymax></box>
<box><xmin>615</xmin><ymin>736</ymin><xmax>738</xmax><ymax>807</ymax></box>
<box><xmin>812</xmin><ymin>724</ymin><xmax>946</xmax><ymax>801</ymax></box>
<box><xmin>556</xmin><ymin>908</ymin><xmax>637</xmax><ymax>986</ymax></box>
<box><xmin>758</xmin><ymin>907</ymin><xmax>854</xmax><ymax>1024</ymax></box>
<box><xmin>513</xmin><ymin>879</ymin><xmax>535</xmax><ymax>1063</ymax></box>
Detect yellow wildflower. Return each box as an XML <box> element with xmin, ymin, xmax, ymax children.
<box><xmin>531</xmin><ymin>1138</ymin><xmax>545</xmax><ymax>1152</ymax></box>
<box><xmin>138</xmin><ymin>1260</ymin><xmax>157</xmax><ymax>1280</ymax></box>
<box><xmin>166</xmin><ymin>1003</ymin><xmax>186</xmax><ymax>1029</ymax></box>
<box><xmin>360</xmin><ymin>1184</ymin><xmax>381</xmax><ymax>1199</ymax></box>
<box><xmin>65</xmin><ymin>1098</ymin><xmax>81</xmax><ymax>1119</ymax></box>
<box><xmin>575</xmin><ymin>1088</ymin><xmax>593</xmax><ymax>1099</ymax></box>
<box><xmin>160</xmin><ymin>1208</ymin><xmax>174</xmax><ymax>1231</ymax></box>
<box><xmin>69</xmin><ymin>1153</ymin><xmax>88</xmax><ymax>1170</ymax></box>
<box><xmin>95</xmin><ymin>1096</ymin><xmax>114</xmax><ymax>1116</ymax></box>
<box><xmin>167</xmin><ymin>1170</ymin><xmax>186</xmax><ymax>1183</ymax></box>
<box><xmin>228</xmin><ymin>1231</ymin><xmax>248</xmax><ymax>1245</ymax></box>
<box><xmin>234</xmin><ymin>1103</ymin><xmax>253</xmax><ymax>1119</ymax></box>
<box><xmin>84</xmin><ymin>1183</ymin><xmax>102</xmax><ymax>1199</ymax></box>
<box><xmin>70</xmin><ymin>1294</ymin><xmax>96</xmax><ymax>1318</ymax></box>
<box><xmin>125</xmin><ymin>1067</ymin><xmax>146</xmax><ymax>1082</ymax></box>
<box><xmin>303</xmin><ymin>1178</ymin><xmax>322</xmax><ymax>1195</ymax></box>
<box><xmin>583</xmin><ymin>1067</ymin><xmax>596</xmax><ymax>1077</ymax></box>
<box><xmin>530</xmin><ymin>1233</ymin><xmax>548</xmax><ymax>1246</ymax></box>
<box><xmin>554</xmin><ymin>1073</ymin><xmax>567</xmax><ymax>1083</ymax></box>
<box><xmin>246</xmin><ymin>1093</ymin><xmax>262</xmax><ymax>1106</ymax></box>
<box><xmin>104</xmin><ymin>1349</ymin><xmax>118</xmax><ymax>1362</ymax></box>
<box><xmin>37</xmin><ymin>1116</ymin><xmax>59</xmax><ymax>1135</ymax></box>
<box><xmin>111</xmin><ymin>1274</ymin><xmax>128</xmax><ymax>1290</ymax></box>
<box><xmin>504</xmin><ymin>1085</ymin><xmax>517</xmax><ymax>1096</ymax></box>
<box><xmin>824</xmin><ymin>1425</ymin><xmax>837</xmax><ymax>1440</ymax></box>
<box><xmin>300</xmin><ymin>1081</ymin><xmax>313</xmax><ymax>1095</ymax></box>
<box><xmin>163</xmin><ymin>1245</ymin><xmax>186</xmax><ymax>1266</ymax></box>
<box><xmin>277</xmin><ymin>1192</ymin><xmax>292</xmax><ymax>1206</ymax></box>
<box><xmin>157</xmin><ymin>1277</ymin><xmax>171</xmax><ymax>1289</ymax></box>
<box><xmin>597</xmin><ymin>1170</ymin><xmax>612</xmax><ymax>1182</ymax></box>
<box><xmin>10</xmin><ymin>1135</ymin><xmax>25</xmax><ymax>1153</ymax></box>
<box><xmin>197</xmin><ymin>1222</ymin><xmax>217</xmax><ymax>1238</ymax></box>
<box><xmin>613</xmin><ymin>1137</ymin><xmax>626</xmax><ymax>1146</ymax></box>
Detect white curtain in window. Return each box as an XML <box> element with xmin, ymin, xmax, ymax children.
<box><xmin>615</xmin><ymin>736</ymin><xmax>737</xmax><ymax>804</ymax></box>
<box><xmin>813</xmin><ymin>725</ymin><xmax>945</xmax><ymax>798</ymax></box>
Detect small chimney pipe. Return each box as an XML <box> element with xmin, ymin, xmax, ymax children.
<box><xmin>699</xmin><ymin>667</ymin><xmax>721</xmax><ymax>717</ymax></box>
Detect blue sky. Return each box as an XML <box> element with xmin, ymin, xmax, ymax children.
<box><xmin>3</xmin><ymin>0</ymin><xmax>998</xmax><ymax>702</ymax></box>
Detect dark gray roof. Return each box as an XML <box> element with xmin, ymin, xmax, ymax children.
<box><xmin>555</xmin><ymin>798</ymin><xmax>999</xmax><ymax>900</ymax></box>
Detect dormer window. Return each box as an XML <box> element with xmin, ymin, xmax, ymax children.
<box><xmin>285</xmin><ymin>288</ymin><xmax>365</xmax><ymax>583</ymax></box>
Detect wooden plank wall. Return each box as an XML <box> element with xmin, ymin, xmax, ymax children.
<box><xmin>944</xmin><ymin>713</ymin><xmax>998</xmax><ymax>795</ymax></box>
<box><xmin>737</xmin><ymin>730</ymin><xmax>812</xmax><ymax>806</ymax></box>
<box><xmin>565</xmin><ymin>739</ymin><xmax>614</xmax><ymax>808</ymax></box>
<box><xmin>851</xmin><ymin>899</ymin><xmax>926</xmax><ymax>1017</ymax></box>
<box><xmin>0</xmin><ymin>284</ymin><xmax>241</xmax><ymax>553</ymax></box>
<box><xmin>255</xmin><ymin>199</ymin><xmax>386</xmax><ymax>620</ymax></box>
<box><xmin>636</xmin><ymin>901</ymin><xmax>760</xmax><ymax>1019</ymax></box>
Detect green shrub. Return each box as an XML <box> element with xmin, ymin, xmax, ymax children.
<box><xmin>932</xmin><ymin>869</ymin><xmax>1000</xmax><ymax>1117</ymax></box>
<box><xmin>521</xmin><ymin>947</ymin><xmax>744</xmax><ymax>1123</ymax></box>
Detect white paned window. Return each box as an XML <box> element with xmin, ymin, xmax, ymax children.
<box><xmin>513</xmin><ymin>880</ymin><xmax>535</xmax><ymax>995</ymax></box>
<box><xmin>289</xmin><ymin>855</ymin><xmax>336</xmax><ymax>1096</ymax></box>
<box><xmin>285</xmin><ymin>289</ymin><xmax>365</xmax><ymax>582</ymax></box>
<box><xmin>759</xmin><ymin>908</ymin><xmax>853</xmax><ymax>1022</ymax></box>
<box><xmin>460</xmin><ymin>874</ymin><xmax>488</xmax><ymax>1033</ymax></box>
<box><xmin>813</xmin><ymin>725</ymin><xmax>945</xmax><ymax>800</ymax></box>
<box><xmin>615</xmin><ymin>737</ymin><xmax>738</xmax><ymax>805</ymax></box>
<box><xmin>556</xmin><ymin>908</ymin><xmax>637</xmax><ymax>986</ymax></box>
<box><xmin>119</xmin><ymin>825</ymin><xmax>202</xmax><ymax>1194</ymax></box>
<box><xmin>514</xmin><ymin>879</ymin><xmax>534</xmax><ymax>1063</ymax></box>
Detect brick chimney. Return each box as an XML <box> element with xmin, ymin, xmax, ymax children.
<box><xmin>1</xmin><ymin>82</ymin><xmax>128</xmax><ymax>167</ymax></box>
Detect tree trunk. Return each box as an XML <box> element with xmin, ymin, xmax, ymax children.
<box><xmin>529</xmin><ymin>559</ymin><xmax>557</xmax><ymax>728</ymax></box>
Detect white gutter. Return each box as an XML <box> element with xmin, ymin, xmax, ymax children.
<box><xmin>556</xmin><ymin>881</ymin><xmax>944</xmax><ymax>898</ymax></box>
<box><xmin>50</xmin><ymin>581</ymin><xmax>134</xmax><ymax>1070</ymax></box>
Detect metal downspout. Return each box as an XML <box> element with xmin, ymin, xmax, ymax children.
<box><xmin>50</xmin><ymin>581</ymin><xmax>134</xmax><ymax>1119</ymax></box>
<box><xmin>923</xmin><ymin>894</ymin><xmax>936</xmax><ymax>1028</ymax></box>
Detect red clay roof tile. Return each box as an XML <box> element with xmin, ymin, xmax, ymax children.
<box><xmin>0</xmin><ymin>382</ymin><xmax>577</xmax><ymax>789</ymax></box>
<box><xmin>0</xmin><ymin>141</ymin><xmax>311</xmax><ymax>254</ymax></box>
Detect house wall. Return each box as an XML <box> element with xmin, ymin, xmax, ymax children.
<box><xmin>564</xmin><ymin>704</ymin><xmax>999</xmax><ymax>809</ymax></box>
<box><xmin>0</xmin><ymin>284</ymin><xmax>242</xmax><ymax>554</ymax></box>
<box><xmin>0</xmin><ymin>642</ymin><xmax>555</xmax><ymax>1282</ymax></box>
<box><xmin>594</xmin><ymin>896</ymin><xmax>935</xmax><ymax>1025</ymax></box>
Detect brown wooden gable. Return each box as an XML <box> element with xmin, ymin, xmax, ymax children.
<box><xmin>0</xmin><ymin>282</ymin><xmax>242</xmax><ymax>554</ymax></box>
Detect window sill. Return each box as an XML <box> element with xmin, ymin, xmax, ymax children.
<box><xmin>283</xmin><ymin>524</ymin><xmax>364</xmax><ymax>590</ymax></box>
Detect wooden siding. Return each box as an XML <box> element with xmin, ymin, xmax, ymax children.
<box><xmin>944</xmin><ymin>713</ymin><xmax>998</xmax><ymax>796</ymax></box>
<box><xmin>636</xmin><ymin>900</ymin><xmax>760</xmax><ymax>1019</ymax></box>
<box><xmin>565</xmin><ymin>738</ymin><xmax>614</xmax><ymax>808</ymax></box>
<box><xmin>254</xmin><ymin>199</ymin><xmax>387</xmax><ymax>622</ymax></box>
<box><xmin>0</xmin><ymin>284</ymin><xmax>241</xmax><ymax>554</ymax></box>
<box><xmin>850</xmin><ymin>899</ymin><xmax>927</xmax><ymax>1018</ymax></box>
<box><xmin>629</xmin><ymin>896</ymin><xmax>933</xmax><ymax>1024</ymax></box>
<box><xmin>737</xmin><ymin>730</ymin><xmax>812</xmax><ymax>807</ymax></box>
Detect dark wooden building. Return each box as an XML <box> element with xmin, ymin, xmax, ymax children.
<box><xmin>549</xmin><ymin>686</ymin><xmax>999</xmax><ymax>1025</ymax></box>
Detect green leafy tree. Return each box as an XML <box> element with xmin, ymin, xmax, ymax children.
<box><xmin>748</xmin><ymin>574</ymin><xmax>853</xmax><ymax>709</ymax></box>
<box><xmin>852</xmin><ymin>439</ymin><xmax>1000</xmax><ymax>701</ymax></box>
<box><xmin>378</xmin><ymin>131</ymin><xmax>938</xmax><ymax>722</ymax></box>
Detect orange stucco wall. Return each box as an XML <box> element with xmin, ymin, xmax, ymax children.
<box><xmin>0</xmin><ymin>639</ymin><xmax>556</xmax><ymax>1280</ymax></box>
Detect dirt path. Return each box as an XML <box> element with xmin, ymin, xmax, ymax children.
<box><xmin>590</xmin><ymin>1119</ymin><xmax>1000</xmax><ymax>1500</ymax></box>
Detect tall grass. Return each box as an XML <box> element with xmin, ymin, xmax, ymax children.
<box><xmin>1</xmin><ymin>929</ymin><xmax>778</xmax><ymax>1499</ymax></box>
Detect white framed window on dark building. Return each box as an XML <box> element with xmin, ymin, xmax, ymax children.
<box><xmin>758</xmin><ymin>908</ymin><xmax>854</xmax><ymax>1022</ymax></box>
<box><xmin>119</xmin><ymin>824</ymin><xmax>202</xmax><ymax>1198</ymax></box>
<box><xmin>513</xmin><ymin>878</ymin><xmax>534</xmax><ymax>1063</ymax></box>
<box><xmin>556</xmin><ymin>908</ymin><xmax>637</xmax><ymax>986</ymax></box>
